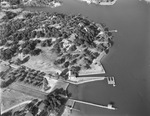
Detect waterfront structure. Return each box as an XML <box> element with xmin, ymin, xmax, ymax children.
<box><xmin>109</xmin><ymin>29</ymin><xmax>118</xmax><ymax>33</ymax></box>
<box><xmin>107</xmin><ymin>77</ymin><xmax>116</xmax><ymax>86</ymax></box>
<box><xmin>69</xmin><ymin>99</ymin><xmax>117</xmax><ymax>110</ymax></box>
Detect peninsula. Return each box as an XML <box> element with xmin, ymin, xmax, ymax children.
<box><xmin>0</xmin><ymin>4</ymin><xmax>116</xmax><ymax>116</ymax></box>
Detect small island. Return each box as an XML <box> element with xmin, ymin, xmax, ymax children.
<box><xmin>79</xmin><ymin>0</ymin><xmax>117</xmax><ymax>5</ymax></box>
<box><xmin>140</xmin><ymin>0</ymin><xmax>150</xmax><ymax>3</ymax></box>
<box><xmin>0</xmin><ymin>4</ymin><xmax>116</xmax><ymax>116</ymax></box>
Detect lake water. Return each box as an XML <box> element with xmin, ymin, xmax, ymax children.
<box><xmin>25</xmin><ymin>0</ymin><xmax>150</xmax><ymax>116</ymax></box>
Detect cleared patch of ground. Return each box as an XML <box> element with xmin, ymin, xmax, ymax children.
<box><xmin>8</xmin><ymin>82</ymin><xmax>47</xmax><ymax>99</ymax></box>
<box><xmin>1</xmin><ymin>89</ymin><xmax>33</xmax><ymax>112</ymax></box>
<box><xmin>0</xmin><ymin>12</ymin><xmax>6</xmax><ymax>20</ymax></box>
<box><xmin>0</xmin><ymin>62</ymin><xmax>10</xmax><ymax>73</ymax></box>
<box><xmin>23</xmin><ymin>50</ymin><xmax>62</xmax><ymax>74</ymax></box>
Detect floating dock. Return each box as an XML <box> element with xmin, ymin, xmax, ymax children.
<box><xmin>106</xmin><ymin>77</ymin><xmax>116</xmax><ymax>87</ymax></box>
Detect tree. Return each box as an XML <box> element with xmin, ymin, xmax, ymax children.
<box><xmin>62</xmin><ymin>32</ymin><xmax>69</xmax><ymax>38</ymax></box>
<box><xmin>93</xmin><ymin>52</ymin><xmax>99</xmax><ymax>58</ymax></box>
<box><xmin>97</xmin><ymin>43</ymin><xmax>105</xmax><ymax>52</ymax></box>
<box><xmin>39</xmin><ymin>110</ymin><xmax>48</xmax><ymax>116</ymax></box>
<box><xmin>108</xmin><ymin>38</ymin><xmax>114</xmax><ymax>46</ymax></box>
<box><xmin>70</xmin><ymin>59</ymin><xmax>77</xmax><ymax>65</ymax></box>
<box><xmin>70</xmin><ymin>66</ymin><xmax>81</xmax><ymax>76</ymax></box>
<box><xmin>0</xmin><ymin>39</ymin><xmax>7</xmax><ymax>46</ymax></box>
<box><xmin>105</xmin><ymin>49</ymin><xmax>109</xmax><ymax>54</ymax></box>
<box><xmin>84</xmin><ymin>58</ymin><xmax>92</xmax><ymax>65</ymax></box>
<box><xmin>45</xmin><ymin>31</ymin><xmax>52</xmax><ymax>38</ymax></box>
<box><xmin>54</xmin><ymin>57</ymin><xmax>65</xmax><ymax>65</ymax></box>
<box><xmin>21</xmin><ymin>41</ymin><xmax>29</xmax><ymax>49</ymax></box>
<box><xmin>5</xmin><ymin>11</ymin><xmax>17</xmax><ymax>20</ymax></box>
<box><xmin>30</xmin><ymin>106</ymin><xmax>38</xmax><ymax>115</ymax></box>
<box><xmin>41</xmin><ymin>41</ymin><xmax>47</xmax><ymax>47</ymax></box>
<box><xmin>22</xmin><ymin>48</ymin><xmax>30</xmax><ymax>55</ymax></box>
<box><xmin>104</xmin><ymin>27</ymin><xmax>109</xmax><ymax>32</ymax></box>
<box><xmin>84</xmin><ymin>64</ymin><xmax>91</xmax><ymax>69</ymax></box>
<box><xmin>24</xmin><ymin>13</ymin><xmax>33</xmax><ymax>19</ymax></box>
<box><xmin>5</xmin><ymin>42</ymin><xmax>12</xmax><ymax>47</ymax></box>
<box><xmin>10</xmin><ymin>0</ymin><xmax>21</xmax><ymax>5</ymax></box>
<box><xmin>0</xmin><ymin>49</ymin><xmax>13</xmax><ymax>60</ymax></box>
<box><xmin>64</xmin><ymin>53</ymin><xmax>72</xmax><ymax>60</ymax></box>
<box><xmin>74</xmin><ymin>38</ymin><xmax>82</xmax><ymax>46</ymax></box>
<box><xmin>36</xmin><ymin>31</ymin><xmax>41</xmax><ymax>38</ymax></box>
<box><xmin>62</xmin><ymin>61</ymin><xmax>69</xmax><ymax>68</ymax></box>
<box><xmin>27</xmin><ymin>41</ymin><xmax>37</xmax><ymax>50</ymax></box>
<box><xmin>40</xmin><ymin>31</ymin><xmax>45</xmax><ymax>37</ymax></box>
<box><xmin>45</xmin><ymin>39</ymin><xmax>52</xmax><ymax>46</ymax></box>
<box><xmin>35</xmin><ymin>39</ymin><xmax>41</xmax><ymax>44</ymax></box>
<box><xmin>108</xmin><ymin>32</ymin><xmax>112</xmax><ymax>36</ymax></box>
<box><xmin>52</xmin><ymin>43</ymin><xmax>61</xmax><ymax>54</ymax></box>
<box><xmin>30</xmin><ymin>48</ymin><xmax>42</xmax><ymax>56</ymax></box>
<box><xmin>17</xmin><ymin>32</ymin><xmax>23</xmax><ymax>40</ymax></box>
<box><xmin>18</xmin><ymin>75</ymin><xmax>26</xmax><ymax>82</ymax></box>
<box><xmin>31</xmin><ymin>31</ymin><xmax>37</xmax><ymax>38</ymax></box>
<box><xmin>72</xmin><ymin>54</ymin><xmax>80</xmax><ymax>59</ymax></box>
<box><xmin>27</xmin><ymin>32</ymin><xmax>32</xmax><ymax>39</ymax></box>
<box><xmin>69</xmin><ymin>45</ymin><xmax>77</xmax><ymax>52</ymax></box>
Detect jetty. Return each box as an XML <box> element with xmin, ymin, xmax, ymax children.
<box><xmin>109</xmin><ymin>29</ymin><xmax>118</xmax><ymax>33</ymax></box>
<box><xmin>64</xmin><ymin>74</ymin><xmax>116</xmax><ymax>86</ymax></box>
<box><xmin>64</xmin><ymin>76</ymin><xmax>106</xmax><ymax>85</ymax></box>
<box><xmin>69</xmin><ymin>99</ymin><xmax>117</xmax><ymax>110</ymax></box>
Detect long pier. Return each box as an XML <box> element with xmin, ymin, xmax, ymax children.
<box><xmin>69</xmin><ymin>99</ymin><xmax>117</xmax><ymax>110</ymax></box>
<box><xmin>109</xmin><ymin>30</ymin><xmax>118</xmax><ymax>33</ymax></box>
<box><xmin>63</xmin><ymin>76</ymin><xmax>116</xmax><ymax>86</ymax></box>
<box><xmin>64</xmin><ymin>77</ymin><xmax>106</xmax><ymax>85</ymax></box>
